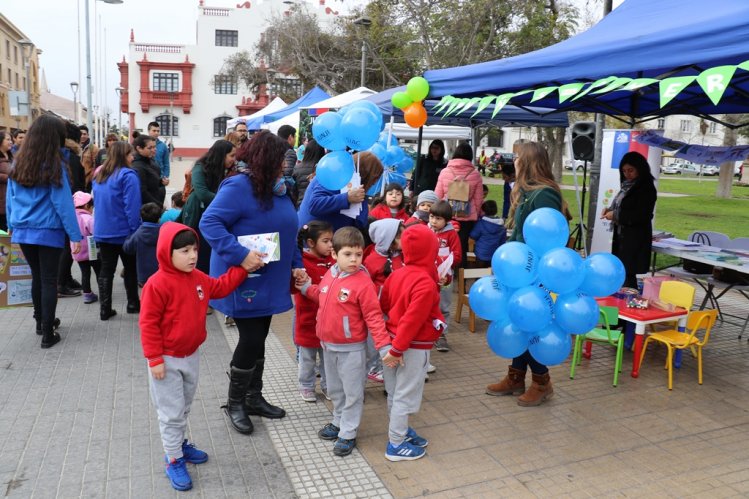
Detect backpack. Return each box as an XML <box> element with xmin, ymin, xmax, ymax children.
<box><xmin>181</xmin><ymin>169</ymin><xmax>193</xmax><ymax>203</ymax></box>
<box><xmin>446</xmin><ymin>172</ymin><xmax>471</xmax><ymax>218</ymax></box>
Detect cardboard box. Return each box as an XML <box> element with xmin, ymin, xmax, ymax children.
<box><xmin>0</xmin><ymin>236</ymin><xmax>33</xmax><ymax>307</ymax></box>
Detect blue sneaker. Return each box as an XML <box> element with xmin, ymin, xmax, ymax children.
<box><xmin>385</xmin><ymin>441</ymin><xmax>426</xmax><ymax>462</ymax></box>
<box><xmin>333</xmin><ymin>437</ymin><xmax>356</xmax><ymax>457</ymax></box>
<box><xmin>318</xmin><ymin>423</ymin><xmax>340</xmax><ymax>441</ymax></box>
<box><xmin>182</xmin><ymin>440</ymin><xmax>208</xmax><ymax>464</ymax></box>
<box><xmin>404</xmin><ymin>427</ymin><xmax>429</xmax><ymax>448</ymax></box>
<box><xmin>165</xmin><ymin>457</ymin><xmax>192</xmax><ymax>491</ymax></box>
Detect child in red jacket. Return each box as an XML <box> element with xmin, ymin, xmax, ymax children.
<box><xmin>298</xmin><ymin>227</ymin><xmax>390</xmax><ymax>457</ymax></box>
<box><xmin>139</xmin><ymin>222</ymin><xmax>247</xmax><ymax>491</ymax></box>
<box><xmin>369</xmin><ymin>182</ymin><xmax>409</xmax><ymax>222</ymax></box>
<box><xmin>380</xmin><ymin>224</ymin><xmax>445</xmax><ymax>461</ymax></box>
<box><xmin>405</xmin><ymin>189</ymin><xmax>438</xmax><ymax>226</ymax></box>
<box><xmin>294</xmin><ymin>221</ymin><xmax>334</xmax><ymax>402</ymax></box>
<box><xmin>428</xmin><ymin>201</ymin><xmax>461</xmax><ymax>353</ymax></box>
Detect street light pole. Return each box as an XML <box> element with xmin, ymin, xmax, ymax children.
<box><xmin>70</xmin><ymin>82</ymin><xmax>79</xmax><ymax>123</ymax></box>
<box><xmin>115</xmin><ymin>86</ymin><xmax>124</xmax><ymax>136</ymax></box>
<box><xmin>18</xmin><ymin>39</ymin><xmax>34</xmax><ymax>126</ymax></box>
<box><xmin>353</xmin><ymin>17</ymin><xmax>371</xmax><ymax>88</ymax></box>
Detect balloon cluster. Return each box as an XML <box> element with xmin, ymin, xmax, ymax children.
<box><xmin>468</xmin><ymin>207</ymin><xmax>626</xmax><ymax>366</ymax></box>
<box><xmin>365</xmin><ymin>130</ymin><xmax>414</xmax><ymax>196</ymax></box>
<box><xmin>391</xmin><ymin>77</ymin><xmax>430</xmax><ymax>128</ymax></box>
<box><xmin>312</xmin><ymin>100</ymin><xmax>384</xmax><ymax>190</ymax></box>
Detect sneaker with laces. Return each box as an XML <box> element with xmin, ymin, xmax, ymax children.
<box><xmin>318</xmin><ymin>423</ymin><xmax>340</xmax><ymax>440</ymax></box>
<box><xmin>333</xmin><ymin>437</ymin><xmax>356</xmax><ymax>457</ymax></box>
<box><xmin>181</xmin><ymin>440</ymin><xmax>208</xmax><ymax>464</ymax></box>
<box><xmin>367</xmin><ymin>370</ymin><xmax>384</xmax><ymax>383</ymax></box>
<box><xmin>165</xmin><ymin>457</ymin><xmax>192</xmax><ymax>491</ymax></box>
<box><xmin>300</xmin><ymin>389</ymin><xmax>317</xmax><ymax>402</ymax></box>
<box><xmin>435</xmin><ymin>334</ymin><xmax>450</xmax><ymax>352</ymax></box>
<box><xmin>404</xmin><ymin>427</ymin><xmax>429</xmax><ymax>448</ymax></box>
<box><xmin>57</xmin><ymin>286</ymin><xmax>81</xmax><ymax>298</ymax></box>
<box><xmin>427</xmin><ymin>363</ymin><xmax>436</xmax><ymax>373</ymax></box>
<box><xmin>82</xmin><ymin>292</ymin><xmax>98</xmax><ymax>304</ymax></box>
<box><xmin>385</xmin><ymin>440</ymin><xmax>426</xmax><ymax>461</ymax></box>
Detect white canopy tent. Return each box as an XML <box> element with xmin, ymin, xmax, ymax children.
<box><xmin>390</xmin><ymin>123</ymin><xmax>470</xmax><ymax>140</ymax></box>
<box><xmin>299</xmin><ymin>87</ymin><xmax>377</xmax><ymax>112</ymax></box>
<box><xmin>227</xmin><ymin>97</ymin><xmax>287</xmax><ymax>128</ymax></box>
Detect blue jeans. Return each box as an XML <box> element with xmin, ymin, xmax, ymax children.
<box><xmin>511</xmin><ymin>350</ymin><xmax>548</xmax><ymax>375</ymax></box>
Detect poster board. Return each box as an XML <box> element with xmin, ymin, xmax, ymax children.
<box><xmin>0</xmin><ymin>235</ymin><xmax>33</xmax><ymax>307</ymax></box>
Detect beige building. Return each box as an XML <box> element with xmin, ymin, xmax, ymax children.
<box><xmin>0</xmin><ymin>13</ymin><xmax>40</xmax><ymax>132</ymax></box>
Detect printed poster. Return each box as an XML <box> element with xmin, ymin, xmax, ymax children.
<box><xmin>0</xmin><ymin>236</ymin><xmax>33</xmax><ymax>307</ymax></box>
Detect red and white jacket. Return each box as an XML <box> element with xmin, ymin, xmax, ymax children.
<box><xmin>293</xmin><ymin>250</ymin><xmax>334</xmax><ymax>348</ymax></box>
<box><xmin>369</xmin><ymin>203</ymin><xmax>409</xmax><ymax>223</ymax></box>
<box><xmin>433</xmin><ymin>222</ymin><xmax>462</xmax><ymax>284</ymax></box>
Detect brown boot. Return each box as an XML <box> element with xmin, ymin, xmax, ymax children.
<box><xmin>486</xmin><ymin>366</ymin><xmax>526</xmax><ymax>396</ymax></box>
<box><xmin>517</xmin><ymin>372</ymin><xmax>553</xmax><ymax>407</ymax></box>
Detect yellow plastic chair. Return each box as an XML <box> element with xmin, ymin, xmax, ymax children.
<box><xmin>570</xmin><ymin>306</ymin><xmax>623</xmax><ymax>387</ymax></box>
<box><xmin>649</xmin><ymin>280</ymin><xmax>696</xmax><ymax>333</ymax></box>
<box><xmin>638</xmin><ymin>310</ymin><xmax>717</xmax><ymax>390</ymax></box>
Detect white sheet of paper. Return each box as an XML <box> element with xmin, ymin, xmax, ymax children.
<box><xmin>339</xmin><ymin>171</ymin><xmax>362</xmax><ymax>219</ymax></box>
<box><xmin>237</xmin><ymin>232</ymin><xmax>280</xmax><ymax>264</ymax></box>
<box><xmin>437</xmin><ymin>253</ymin><xmax>454</xmax><ymax>279</ymax></box>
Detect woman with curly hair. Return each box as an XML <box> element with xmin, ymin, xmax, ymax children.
<box><xmin>200</xmin><ymin>130</ymin><xmax>308</xmax><ymax>435</ymax></box>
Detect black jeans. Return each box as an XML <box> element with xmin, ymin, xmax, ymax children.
<box><xmin>78</xmin><ymin>260</ymin><xmax>101</xmax><ymax>293</ymax></box>
<box><xmin>511</xmin><ymin>350</ymin><xmax>549</xmax><ymax>375</ymax></box>
<box><xmin>457</xmin><ymin>220</ymin><xmax>475</xmax><ymax>268</ymax></box>
<box><xmin>196</xmin><ymin>230</ymin><xmax>212</xmax><ymax>275</ymax></box>
<box><xmin>98</xmin><ymin>242</ymin><xmax>139</xmax><ymax>304</ymax></box>
<box><xmin>20</xmin><ymin>244</ymin><xmax>62</xmax><ymax>327</ymax></box>
<box><xmin>232</xmin><ymin>316</ymin><xmax>273</xmax><ymax>370</ymax></box>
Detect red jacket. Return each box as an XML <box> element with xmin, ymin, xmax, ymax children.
<box><xmin>294</xmin><ymin>250</ymin><xmax>334</xmax><ymax>348</ymax></box>
<box><xmin>369</xmin><ymin>203</ymin><xmax>409</xmax><ymax>223</ymax></box>
<box><xmin>302</xmin><ymin>266</ymin><xmax>390</xmax><ymax>349</ymax></box>
<box><xmin>139</xmin><ymin>222</ymin><xmax>247</xmax><ymax>367</ymax></box>
<box><xmin>381</xmin><ymin>225</ymin><xmax>444</xmax><ymax>357</ymax></box>
<box><xmin>434</xmin><ymin>223</ymin><xmax>462</xmax><ymax>284</ymax></box>
<box><xmin>364</xmin><ymin>251</ymin><xmax>404</xmax><ymax>295</ymax></box>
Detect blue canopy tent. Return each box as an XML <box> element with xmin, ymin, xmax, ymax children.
<box><xmin>243</xmin><ymin>86</ymin><xmax>330</xmax><ymax>130</ymax></box>
<box><xmin>424</xmin><ymin>0</ymin><xmax>749</xmax><ymax>128</ymax></box>
<box><xmin>365</xmin><ymin>86</ymin><xmax>569</xmax><ymax>127</ymax></box>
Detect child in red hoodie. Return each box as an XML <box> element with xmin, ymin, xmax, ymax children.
<box><xmin>298</xmin><ymin>227</ymin><xmax>390</xmax><ymax>457</ymax></box>
<box><xmin>369</xmin><ymin>182</ymin><xmax>409</xmax><ymax>223</ymax></box>
<box><xmin>294</xmin><ymin>221</ymin><xmax>334</xmax><ymax>402</ymax></box>
<box><xmin>139</xmin><ymin>222</ymin><xmax>247</xmax><ymax>491</ymax></box>
<box><xmin>380</xmin><ymin>224</ymin><xmax>445</xmax><ymax>461</ymax></box>
<box><xmin>428</xmin><ymin>201</ymin><xmax>461</xmax><ymax>353</ymax></box>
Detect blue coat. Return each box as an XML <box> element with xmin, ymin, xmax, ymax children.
<box><xmin>200</xmin><ymin>174</ymin><xmax>303</xmax><ymax>318</ymax></box>
<box><xmin>154</xmin><ymin>139</ymin><xmax>170</xmax><ymax>178</ymax></box>
<box><xmin>6</xmin><ymin>165</ymin><xmax>82</xmax><ymax>248</ymax></box>
<box><xmin>469</xmin><ymin>216</ymin><xmax>507</xmax><ymax>261</ymax></box>
<box><xmin>297</xmin><ymin>177</ymin><xmax>368</xmax><ymax>231</ymax></box>
<box><xmin>123</xmin><ymin>221</ymin><xmax>160</xmax><ymax>284</ymax></box>
<box><xmin>92</xmin><ymin>167</ymin><xmax>142</xmax><ymax>244</ymax></box>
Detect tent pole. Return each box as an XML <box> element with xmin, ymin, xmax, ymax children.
<box><xmin>412</xmin><ymin>125</ymin><xmax>424</xmax><ymax>196</ymax></box>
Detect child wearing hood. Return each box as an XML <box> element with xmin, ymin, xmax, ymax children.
<box><xmin>380</xmin><ymin>224</ymin><xmax>445</xmax><ymax>461</ymax></box>
<box><xmin>469</xmin><ymin>200</ymin><xmax>506</xmax><ymax>268</ymax></box>
<box><xmin>139</xmin><ymin>222</ymin><xmax>247</xmax><ymax>491</ymax></box>
<box><xmin>124</xmin><ymin>202</ymin><xmax>164</xmax><ymax>287</ymax></box>
<box><xmin>405</xmin><ymin>190</ymin><xmax>438</xmax><ymax>226</ymax></box>
<box><xmin>428</xmin><ymin>201</ymin><xmax>461</xmax><ymax>353</ymax></box>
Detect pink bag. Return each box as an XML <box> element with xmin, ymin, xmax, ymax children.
<box><xmin>641</xmin><ymin>276</ymin><xmax>675</xmax><ymax>300</ymax></box>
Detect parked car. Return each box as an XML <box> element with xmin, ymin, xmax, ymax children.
<box><xmin>487</xmin><ymin>153</ymin><xmax>515</xmax><ymax>176</ymax></box>
<box><xmin>660</xmin><ymin>164</ymin><xmax>682</xmax><ymax>174</ymax></box>
<box><xmin>564</xmin><ymin>159</ymin><xmax>586</xmax><ymax>171</ymax></box>
<box><xmin>678</xmin><ymin>162</ymin><xmax>718</xmax><ymax>175</ymax></box>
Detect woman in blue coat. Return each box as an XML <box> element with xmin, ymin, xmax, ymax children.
<box><xmin>92</xmin><ymin>141</ymin><xmax>142</xmax><ymax>320</ymax></box>
<box><xmin>200</xmin><ymin>130</ymin><xmax>307</xmax><ymax>435</ymax></box>
<box><xmin>5</xmin><ymin>115</ymin><xmax>83</xmax><ymax>348</ymax></box>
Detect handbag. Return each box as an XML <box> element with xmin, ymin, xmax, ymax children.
<box><xmin>683</xmin><ymin>232</ymin><xmax>714</xmax><ymax>274</ymax></box>
<box><xmin>447</xmin><ymin>173</ymin><xmax>471</xmax><ymax>217</ymax></box>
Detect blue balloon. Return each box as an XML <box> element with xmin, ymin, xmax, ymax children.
<box><xmin>312</xmin><ymin>112</ymin><xmax>346</xmax><ymax>151</ymax></box>
<box><xmin>388</xmin><ymin>171</ymin><xmax>408</xmax><ymax>187</ymax></box>
<box><xmin>487</xmin><ymin>319</ymin><xmax>529</xmax><ymax>359</ymax></box>
<box><xmin>341</xmin><ymin>108</ymin><xmax>380</xmax><ymax>151</ymax></box>
<box><xmin>528</xmin><ymin>322</ymin><xmax>572</xmax><ymax>366</ymax></box>
<box><xmin>491</xmin><ymin>242</ymin><xmax>539</xmax><ymax>288</ymax></box>
<box><xmin>368</xmin><ymin>143</ymin><xmax>388</xmax><ymax>163</ymax></box>
<box><xmin>366</xmin><ymin>176</ymin><xmax>384</xmax><ymax>197</ymax></box>
<box><xmin>578</xmin><ymin>253</ymin><xmax>626</xmax><ymax>297</ymax></box>
<box><xmin>553</xmin><ymin>292</ymin><xmax>600</xmax><ymax>334</ymax></box>
<box><xmin>394</xmin><ymin>156</ymin><xmax>414</xmax><ymax>174</ymax></box>
<box><xmin>468</xmin><ymin>276</ymin><xmax>510</xmax><ymax>321</ymax></box>
<box><xmin>383</xmin><ymin>145</ymin><xmax>404</xmax><ymax>166</ymax></box>
<box><xmin>522</xmin><ymin>207</ymin><xmax>570</xmax><ymax>256</ymax></box>
<box><xmin>377</xmin><ymin>130</ymin><xmax>399</xmax><ymax>148</ymax></box>
<box><xmin>349</xmin><ymin>100</ymin><xmax>384</xmax><ymax>124</ymax></box>
<box><xmin>508</xmin><ymin>286</ymin><xmax>554</xmax><ymax>333</ymax></box>
<box><xmin>315</xmin><ymin>151</ymin><xmax>354</xmax><ymax>191</ymax></box>
<box><xmin>537</xmin><ymin>247</ymin><xmax>584</xmax><ymax>294</ymax></box>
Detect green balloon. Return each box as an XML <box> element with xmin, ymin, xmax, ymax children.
<box><xmin>406</xmin><ymin>77</ymin><xmax>430</xmax><ymax>102</ymax></box>
<box><xmin>391</xmin><ymin>91</ymin><xmax>413</xmax><ymax>110</ymax></box>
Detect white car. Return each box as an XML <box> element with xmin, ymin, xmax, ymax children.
<box><xmin>660</xmin><ymin>164</ymin><xmax>682</xmax><ymax>174</ymax></box>
<box><xmin>564</xmin><ymin>159</ymin><xmax>585</xmax><ymax>170</ymax></box>
<box><xmin>678</xmin><ymin>163</ymin><xmax>719</xmax><ymax>175</ymax></box>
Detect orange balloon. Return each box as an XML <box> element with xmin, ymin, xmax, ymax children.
<box><xmin>403</xmin><ymin>102</ymin><xmax>428</xmax><ymax>128</ymax></box>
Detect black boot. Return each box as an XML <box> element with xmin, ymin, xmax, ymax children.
<box><xmin>224</xmin><ymin>365</ymin><xmax>254</xmax><ymax>434</ymax></box>
<box><xmin>245</xmin><ymin>358</ymin><xmax>286</xmax><ymax>419</ymax></box>
<box><xmin>40</xmin><ymin>320</ymin><xmax>61</xmax><ymax>349</ymax></box>
<box><xmin>36</xmin><ymin>318</ymin><xmax>60</xmax><ymax>335</ymax></box>
<box><xmin>98</xmin><ymin>277</ymin><xmax>117</xmax><ymax>321</ymax></box>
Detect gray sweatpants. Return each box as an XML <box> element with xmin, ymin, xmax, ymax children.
<box><xmin>323</xmin><ymin>348</ymin><xmax>367</xmax><ymax>440</ymax></box>
<box><xmin>365</xmin><ymin>334</ymin><xmax>383</xmax><ymax>374</ymax></box>
<box><xmin>298</xmin><ymin>346</ymin><xmax>326</xmax><ymax>391</ymax></box>
<box><xmin>439</xmin><ymin>281</ymin><xmax>453</xmax><ymax>335</ymax></box>
<box><xmin>148</xmin><ymin>352</ymin><xmax>200</xmax><ymax>460</ymax></box>
<box><xmin>383</xmin><ymin>349</ymin><xmax>430</xmax><ymax>446</ymax></box>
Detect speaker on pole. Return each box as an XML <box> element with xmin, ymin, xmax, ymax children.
<box><xmin>571</xmin><ymin>121</ymin><xmax>596</xmax><ymax>161</ymax></box>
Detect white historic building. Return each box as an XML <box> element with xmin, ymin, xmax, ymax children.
<box><xmin>117</xmin><ymin>0</ymin><xmax>339</xmax><ymax>157</ymax></box>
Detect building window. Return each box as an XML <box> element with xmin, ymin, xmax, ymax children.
<box><xmin>708</xmin><ymin>122</ymin><xmax>718</xmax><ymax>134</ymax></box>
<box><xmin>14</xmin><ymin>46</ymin><xmax>18</xmax><ymax>64</ymax></box>
<box><xmin>6</xmin><ymin>69</ymin><xmax>10</xmax><ymax>84</ymax></box>
<box><xmin>214</xmin><ymin>75</ymin><xmax>237</xmax><ymax>95</ymax></box>
<box><xmin>213</xmin><ymin>116</ymin><xmax>230</xmax><ymax>137</ymax></box>
<box><xmin>152</xmin><ymin>72</ymin><xmax>179</xmax><ymax>92</ymax></box>
<box><xmin>268</xmin><ymin>77</ymin><xmax>302</xmax><ymax>100</ymax></box>
<box><xmin>680</xmin><ymin>120</ymin><xmax>691</xmax><ymax>133</ymax></box>
<box><xmin>15</xmin><ymin>73</ymin><xmax>18</xmax><ymax>89</ymax></box>
<box><xmin>486</xmin><ymin>128</ymin><xmax>504</xmax><ymax>148</ymax></box>
<box><xmin>215</xmin><ymin>30</ymin><xmax>238</xmax><ymax>47</ymax></box>
<box><xmin>155</xmin><ymin>114</ymin><xmax>179</xmax><ymax>137</ymax></box>
<box><xmin>5</xmin><ymin>41</ymin><xmax>10</xmax><ymax>60</ymax></box>
<box><xmin>656</xmin><ymin>118</ymin><xmax>665</xmax><ymax>129</ymax></box>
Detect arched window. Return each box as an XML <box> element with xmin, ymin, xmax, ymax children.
<box><xmin>213</xmin><ymin>115</ymin><xmax>230</xmax><ymax>137</ymax></box>
<box><xmin>155</xmin><ymin>114</ymin><xmax>179</xmax><ymax>137</ymax></box>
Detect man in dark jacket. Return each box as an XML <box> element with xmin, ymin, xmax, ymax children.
<box><xmin>277</xmin><ymin>125</ymin><xmax>298</xmax><ymax>204</ymax></box>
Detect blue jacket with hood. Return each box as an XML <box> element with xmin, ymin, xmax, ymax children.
<box><xmin>92</xmin><ymin>166</ymin><xmax>142</xmax><ymax>244</ymax></box>
<box><xmin>123</xmin><ymin>221</ymin><xmax>161</xmax><ymax>284</ymax></box>
<box><xmin>296</xmin><ymin>177</ymin><xmax>369</xmax><ymax>231</ymax></box>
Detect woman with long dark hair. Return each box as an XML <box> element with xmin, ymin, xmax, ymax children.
<box><xmin>0</xmin><ymin>131</ymin><xmax>13</xmax><ymax>231</ymax></box>
<box><xmin>200</xmin><ymin>130</ymin><xmax>307</xmax><ymax>435</ymax></box>
<box><xmin>601</xmin><ymin>151</ymin><xmax>657</xmax><ymax>288</ymax></box>
<box><xmin>292</xmin><ymin>138</ymin><xmax>324</xmax><ymax>208</ymax></box>
<box><xmin>5</xmin><ymin>115</ymin><xmax>82</xmax><ymax>348</ymax></box>
<box><xmin>181</xmin><ymin>139</ymin><xmax>236</xmax><ymax>272</ymax></box>
<box><xmin>92</xmin><ymin>141</ymin><xmax>142</xmax><ymax>320</ymax></box>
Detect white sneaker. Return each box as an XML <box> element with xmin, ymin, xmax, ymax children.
<box><xmin>299</xmin><ymin>389</ymin><xmax>317</xmax><ymax>402</ymax></box>
<box><xmin>367</xmin><ymin>370</ymin><xmax>384</xmax><ymax>383</ymax></box>
<box><xmin>427</xmin><ymin>364</ymin><xmax>436</xmax><ymax>374</ymax></box>
<box><xmin>321</xmin><ymin>389</ymin><xmax>331</xmax><ymax>401</ymax></box>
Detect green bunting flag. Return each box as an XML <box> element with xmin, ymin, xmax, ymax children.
<box><xmin>530</xmin><ymin>87</ymin><xmax>557</xmax><ymax>103</ymax></box>
<box><xmin>455</xmin><ymin>97</ymin><xmax>481</xmax><ymax>116</ymax></box>
<box><xmin>491</xmin><ymin>93</ymin><xmax>515</xmax><ymax>118</ymax></box>
<box><xmin>696</xmin><ymin>65</ymin><xmax>736</xmax><ymax>105</ymax></box>
<box><xmin>431</xmin><ymin>96</ymin><xmax>454</xmax><ymax>113</ymax></box>
<box><xmin>591</xmin><ymin>77</ymin><xmax>631</xmax><ymax>95</ymax></box>
<box><xmin>659</xmin><ymin>76</ymin><xmax>697</xmax><ymax>107</ymax></box>
<box><xmin>571</xmin><ymin>76</ymin><xmax>616</xmax><ymax>101</ymax></box>
<box><xmin>558</xmin><ymin>83</ymin><xmax>585</xmax><ymax>103</ymax></box>
<box><xmin>621</xmin><ymin>78</ymin><xmax>659</xmax><ymax>91</ymax></box>
<box><xmin>471</xmin><ymin>95</ymin><xmax>496</xmax><ymax>117</ymax></box>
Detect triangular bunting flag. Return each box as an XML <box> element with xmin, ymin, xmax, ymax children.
<box><xmin>696</xmin><ymin>65</ymin><xmax>737</xmax><ymax>106</ymax></box>
<box><xmin>591</xmin><ymin>77</ymin><xmax>632</xmax><ymax>94</ymax></box>
<box><xmin>738</xmin><ymin>60</ymin><xmax>749</xmax><ymax>71</ymax></box>
<box><xmin>491</xmin><ymin>93</ymin><xmax>514</xmax><ymax>118</ymax></box>
<box><xmin>454</xmin><ymin>97</ymin><xmax>481</xmax><ymax>116</ymax></box>
<box><xmin>558</xmin><ymin>83</ymin><xmax>585</xmax><ymax>103</ymax></box>
<box><xmin>530</xmin><ymin>87</ymin><xmax>557</xmax><ymax>103</ymax></box>
<box><xmin>571</xmin><ymin>77</ymin><xmax>616</xmax><ymax>101</ymax></box>
<box><xmin>431</xmin><ymin>96</ymin><xmax>453</xmax><ymax>113</ymax></box>
<box><xmin>621</xmin><ymin>78</ymin><xmax>658</xmax><ymax>91</ymax></box>
<box><xmin>659</xmin><ymin>76</ymin><xmax>697</xmax><ymax>108</ymax></box>
<box><xmin>471</xmin><ymin>95</ymin><xmax>496</xmax><ymax>118</ymax></box>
